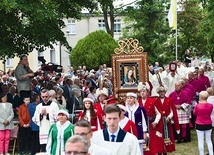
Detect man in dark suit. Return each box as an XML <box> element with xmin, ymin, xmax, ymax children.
<box><xmin>62</xmin><ymin>78</ymin><xmax>73</xmax><ymax>100</ymax></box>
<box><xmin>66</xmin><ymin>88</ymin><xmax>82</xmax><ymax>124</ymax></box>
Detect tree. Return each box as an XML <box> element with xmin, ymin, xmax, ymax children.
<box><xmin>200</xmin><ymin>0</ymin><xmax>214</xmax><ymax>62</ymax></box>
<box><xmin>90</xmin><ymin>0</ymin><xmax>138</xmax><ymax>37</ymax></box>
<box><xmin>121</xmin><ymin>0</ymin><xmax>171</xmax><ymax>65</ymax></box>
<box><xmin>98</xmin><ymin>0</ymin><xmax>115</xmax><ymax>37</ymax></box>
<box><xmin>70</xmin><ymin>30</ymin><xmax>118</xmax><ymax>69</ymax></box>
<box><xmin>176</xmin><ymin>0</ymin><xmax>206</xmax><ymax>61</ymax></box>
<box><xmin>0</xmin><ymin>0</ymin><xmax>93</xmax><ymax>60</ymax></box>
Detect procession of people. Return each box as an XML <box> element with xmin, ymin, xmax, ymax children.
<box><xmin>0</xmin><ymin>53</ymin><xmax>214</xmax><ymax>155</ymax></box>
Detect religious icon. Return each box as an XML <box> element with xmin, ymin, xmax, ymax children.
<box><xmin>123</xmin><ymin>66</ymin><xmax>137</xmax><ymax>87</ymax></box>
<box><xmin>169</xmin><ymin>62</ymin><xmax>177</xmax><ymax>72</ymax></box>
<box><xmin>111</xmin><ymin>38</ymin><xmax>149</xmax><ymax>97</ymax></box>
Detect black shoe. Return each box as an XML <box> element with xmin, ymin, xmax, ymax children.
<box><xmin>20</xmin><ymin>151</ymin><xmax>24</xmax><ymax>155</ymax></box>
<box><xmin>26</xmin><ymin>150</ymin><xmax>31</xmax><ymax>155</ymax></box>
<box><xmin>183</xmin><ymin>138</ymin><xmax>191</xmax><ymax>142</ymax></box>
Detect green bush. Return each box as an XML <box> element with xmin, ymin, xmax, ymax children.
<box><xmin>70</xmin><ymin>30</ymin><xmax>118</xmax><ymax>69</ymax></box>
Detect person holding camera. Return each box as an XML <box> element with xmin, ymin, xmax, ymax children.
<box><xmin>15</xmin><ymin>54</ymin><xmax>34</xmax><ymax>100</ymax></box>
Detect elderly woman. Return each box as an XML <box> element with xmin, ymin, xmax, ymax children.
<box><xmin>0</xmin><ymin>94</ymin><xmax>14</xmax><ymax>155</ymax></box>
<box><xmin>125</xmin><ymin>92</ymin><xmax>147</xmax><ymax>154</ymax></box>
<box><xmin>194</xmin><ymin>91</ymin><xmax>213</xmax><ymax>155</ymax></box>
<box><xmin>87</xmin><ymin>86</ymin><xmax>97</xmax><ymax>103</ymax></box>
<box><xmin>46</xmin><ymin>109</ymin><xmax>74</xmax><ymax>155</ymax></box>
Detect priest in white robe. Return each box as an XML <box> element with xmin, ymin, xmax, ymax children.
<box><xmin>33</xmin><ymin>89</ymin><xmax>59</xmax><ymax>152</ymax></box>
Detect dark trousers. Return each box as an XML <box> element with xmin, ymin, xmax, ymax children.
<box><xmin>31</xmin><ymin>130</ymin><xmax>40</xmax><ymax>155</ymax></box>
<box><xmin>211</xmin><ymin>127</ymin><xmax>214</xmax><ymax>152</ymax></box>
<box><xmin>190</xmin><ymin>110</ymin><xmax>196</xmax><ymax>129</ymax></box>
<box><xmin>40</xmin><ymin>144</ymin><xmax>46</xmax><ymax>152</ymax></box>
<box><xmin>173</xmin><ymin>123</ymin><xmax>191</xmax><ymax>142</ymax></box>
<box><xmin>19</xmin><ymin>126</ymin><xmax>32</xmax><ymax>152</ymax></box>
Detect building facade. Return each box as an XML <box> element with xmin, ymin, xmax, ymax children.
<box><xmin>0</xmin><ymin>15</ymin><xmax>124</xmax><ymax>73</ymax></box>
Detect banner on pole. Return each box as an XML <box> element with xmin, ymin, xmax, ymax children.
<box><xmin>167</xmin><ymin>0</ymin><xmax>177</xmax><ymax>30</ymax></box>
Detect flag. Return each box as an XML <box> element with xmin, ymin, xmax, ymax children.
<box><xmin>167</xmin><ymin>0</ymin><xmax>177</xmax><ymax>30</ymax></box>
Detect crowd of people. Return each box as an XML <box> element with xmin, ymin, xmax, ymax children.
<box><xmin>0</xmin><ymin>52</ymin><xmax>214</xmax><ymax>155</ymax></box>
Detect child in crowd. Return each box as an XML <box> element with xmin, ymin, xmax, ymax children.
<box><xmin>18</xmin><ymin>96</ymin><xmax>32</xmax><ymax>155</ymax></box>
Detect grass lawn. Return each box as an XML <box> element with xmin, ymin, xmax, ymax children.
<box><xmin>169</xmin><ymin>129</ymin><xmax>208</xmax><ymax>155</ymax></box>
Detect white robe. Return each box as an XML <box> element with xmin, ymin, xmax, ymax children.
<box><xmin>32</xmin><ymin>101</ymin><xmax>59</xmax><ymax>144</ymax></box>
<box><xmin>151</xmin><ymin>74</ymin><xmax>160</xmax><ymax>96</ymax></box>
<box><xmin>163</xmin><ymin>74</ymin><xmax>180</xmax><ymax>97</ymax></box>
<box><xmin>91</xmin><ymin>129</ymin><xmax>141</xmax><ymax>155</ymax></box>
<box><xmin>207</xmin><ymin>96</ymin><xmax>214</xmax><ymax>126</ymax></box>
<box><xmin>205</xmin><ymin>71</ymin><xmax>214</xmax><ymax>87</ymax></box>
<box><xmin>89</xmin><ymin>143</ymin><xmax>113</xmax><ymax>155</ymax></box>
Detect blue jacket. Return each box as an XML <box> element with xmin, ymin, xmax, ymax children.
<box><xmin>28</xmin><ymin>102</ymin><xmax>39</xmax><ymax>131</ymax></box>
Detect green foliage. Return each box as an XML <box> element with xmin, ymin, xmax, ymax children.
<box><xmin>200</xmin><ymin>0</ymin><xmax>214</xmax><ymax>62</ymax></box>
<box><xmin>0</xmin><ymin>0</ymin><xmax>93</xmax><ymax>60</ymax></box>
<box><xmin>91</xmin><ymin>0</ymin><xmax>115</xmax><ymax>37</ymax></box>
<box><xmin>122</xmin><ymin>0</ymin><xmax>171</xmax><ymax>65</ymax></box>
<box><xmin>176</xmin><ymin>0</ymin><xmax>206</xmax><ymax>60</ymax></box>
<box><xmin>122</xmin><ymin>0</ymin><xmax>213</xmax><ymax>65</ymax></box>
<box><xmin>70</xmin><ymin>30</ymin><xmax>118</xmax><ymax>69</ymax></box>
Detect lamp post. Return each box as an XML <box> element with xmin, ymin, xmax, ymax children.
<box><xmin>59</xmin><ymin>41</ymin><xmax>62</xmax><ymax>65</ymax></box>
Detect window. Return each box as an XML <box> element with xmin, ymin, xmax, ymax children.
<box><xmin>5</xmin><ymin>57</ymin><xmax>13</xmax><ymax>67</ymax></box>
<box><xmin>98</xmin><ymin>19</ymin><xmax>106</xmax><ymax>31</ymax></box>
<box><xmin>67</xmin><ymin>19</ymin><xmax>76</xmax><ymax>34</ymax></box>
<box><xmin>38</xmin><ymin>51</ymin><xmax>44</xmax><ymax>65</ymax></box>
<box><xmin>98</xmin><ymin>19</ymin><xmax>121</xmax><ymax>33</ymax></box>
<box><xmin>114</xmin><ymin>19</ymin><xmax>121</xmax><ymax>33</ymax></box>
<box><xmin>50</xmin><ymin>49</ymin><xmax>56</xmax><ymax>63</ymax></box>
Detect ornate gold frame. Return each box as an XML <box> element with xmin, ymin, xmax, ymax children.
<box><xmin>111</xmin><ymin>38</ymin><xmax>149</xmax><ymax>97</ymax></box>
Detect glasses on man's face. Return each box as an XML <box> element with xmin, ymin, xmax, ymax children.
<box><xmin>41</xmin><ymin>96</ymin><xmax>49</xmax><ymax>98</ymax></box>
<box><xmin>75</xmin><ymin>131</ymin><xmax>91</xmax><ymax>137</ymax></box>
<box><xmin>65</xmin><ymin>151</ymin><xmax>87</xmax><ymax>155</ymax></box>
